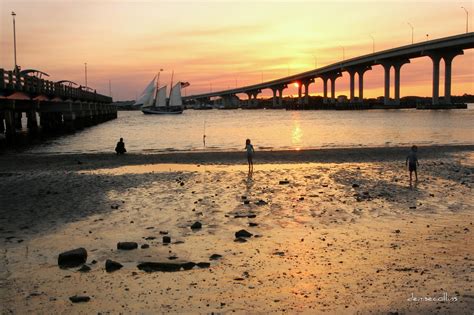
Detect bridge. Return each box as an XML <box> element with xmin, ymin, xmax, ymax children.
<box><xmin>0</xmin><ymin>68</ymin><xmax>117</xmax><ymax>143</ymax></box>
<box><xmin>185</xmin><ymin>32</ymin><xmax>474</xmax><ymax>108</ymax></box>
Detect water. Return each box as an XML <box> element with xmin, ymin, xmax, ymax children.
<box><xmin>28</xmin><ymin>105</ymin><xmax>474</xmax><ymax>154</ymax></box>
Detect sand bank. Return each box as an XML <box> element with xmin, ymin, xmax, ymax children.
<box><xmin>0</xmin><ymin>145</ymin><xmax>473</xmax><ymax>314</ymax></box>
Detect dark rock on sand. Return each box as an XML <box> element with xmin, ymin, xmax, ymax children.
<box><xmin>235</xmin><ymin>229</ymin><xmax>253</xmax><ymax>238</ymax></box>
<box><xmin>69</xmin><ymin>295</ymin><xmax>90</xmax><ymax>303</ymax></box>
<box><xmin>191</xmin><ymin>222</ymin><xmax>202</xmax><ymax>230</ymax></box>
<box><xmin>249</xmin><ymin>222</ymin><xmax>259</xmax><ymax>227</ymax></box>
<box><xmin>163</xmin><ymin>236</ymin><xmax>171</xmax><ymax>244</ymax></box>
<box><xmin>138</xmin><ymin>262</ymin><xmax>188</xmax><ymax>272</ymax></box>
<box><xmin>197</xmin><ymin>262</ymin><xmax>211</xmax><ymax>268</ymax></box>
<box><xmin>352</xmin><ymin>183</ymin><xmax>360</xmax><ymax>188</ymax></box>
<box><xmin>78</xmin><ymin>265</ymin><xmax>91</xmax><ymax>273</ymax></box>
<box><xmin>117</xmin><ymin>242</ymin><xmax>138</xmax><ymax>250</ymax></box>
<box><xmin>279</xmin><ymin>180</ymin><xmax>290</xmax><ymax>185</ymax></box>
<box><xmin>181</xmin><ymin>262</ymin><xmax>196</xmax><ymax>270</ymax></box>
<box><xmin>255</xmin><ymin>200</ymin><xmax>267</xmax><ymax>205</ymax></box>
<box><xmin>243</xmin><ymin>200</ymin><xmax>250</xmax><ymax>205</ymax></box>
<box><xmin>159</xmin><ymin>231</ymin><xmax>168</xmax><ymax>235</ymax></box>
<box><xmin>209</xmin><ymin>254</ymin><xmax>222</xmax><ymax>260</ymax></box>
<box><xmin>58</xmin><ymin>248</ymin><xmax>87</xmax><ymax>268</ymax></box>
<box><xmin>141</xmin><ymin>244</ymin><xmax>149</xmax><ymax>249</ymax></box>
<box><xmin>105</xmin><ymin>259</ymin><xmax>123</xmax><ymax>272</ymax></box>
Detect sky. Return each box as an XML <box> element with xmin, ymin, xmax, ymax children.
<box><xmin>1</xmin><ymin>0</ymin><xmax>473</xmax><ymax>101</ymax></box>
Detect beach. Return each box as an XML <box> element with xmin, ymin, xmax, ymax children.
<box><xmin>0</xmin><ymin>145</ymin><xmax>473</xmax><ymax>314</ymax></box>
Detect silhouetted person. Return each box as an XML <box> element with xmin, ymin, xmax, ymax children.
<box><xmin>406</xmin><ymin>145</ymin><xmax>419</xmax><ymax>184</ymax></box>
<box><xmin>245</xmin><ymin>139</ymin><xmax>255</xmax><ymax>175</ymax></box>
<box><xmin>115</xmin><ymin>138</ymin><xmax>126</xmax><ymax>155</ymax></box>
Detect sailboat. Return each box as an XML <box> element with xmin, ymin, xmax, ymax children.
<box><xmin>133</xmin><ymin>76</ymin><xmax>156</xmax><ymax>108</ymax></box>
<box><xmin>140</xmin><ymin>72</ymin><xmax>187</xmax><ymax>115</ymax></box>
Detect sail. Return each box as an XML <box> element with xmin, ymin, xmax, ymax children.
<box><xmin>134</xmin><ymin>76</ymin><xmax>156</xmax><ymax>107</ymax></box>
<box><xmin>169</xmin><ymin>82</ymin><xmax>182</xmax><ymax>106</ymax></box>
<box><xmin>155</xmin><ymin>86</ymin><xmax>167</xmax><ymax>107</ymax></box>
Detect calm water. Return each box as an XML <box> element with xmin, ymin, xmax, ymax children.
<box><xmin>28</xmin><ymin>105</ymin><xmax>474</xmax><ymax>154</ymax></box>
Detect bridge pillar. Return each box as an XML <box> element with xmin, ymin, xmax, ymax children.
<box><xmin>381</xmin><ymin>62</ymin><xmax>391</xmax><ymax>105</ymax></box>
<box><xmin>277</xmin><ymin>86</ymin><xmax>286</xmax><ymax>107</ymax></box>
<box><xmin>329</xmin><ymin>75</ymin><xmax>341</xmax><ymax>103</ymax></box>
<box><xmin>297</xmin><ymin>82</ymin><xmax>302</xmax><ymax>105</ymax></box>
<box><xmin>428</xmin><ymin>54</ymin><xmax>442</xmax><ymax>105</ymax></box>
<box><xmin>392</xmin><ymin>59</ymin><xmax>410</xmax><ymax>105</ymax></box>
<box><xmin>252</xmin><ymin>91</ymin><xmax>260</xmax><ymax>107</ymax></box>
<box><xmin>348</xmin><ymin>70</ymin><xmax>356</xmax><ymax>103</ymax></box>
<box><xmin>322</xmin><ymin>77</ymin><xmax>328</xmax><ymax>104</ymax></box>
<box><xmin>356</xmin><ymin>66</ymin><xmax>371</xmax><ymax>103</ymax></box>
<box><xmin>302</xmin><ymin>79</ymin><xmax>313</xmax><ymax>105</ymax></box>
<box><xmin>271</xmin><ymin>88</ymin><xmax>277</xmax><ymax>108</ymax></box>
<box><xmin>442</xmin><ymin>50</ymin><xmax>464</xmax><ymax>104</ymax></box>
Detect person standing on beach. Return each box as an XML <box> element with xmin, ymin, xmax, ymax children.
<box><xmin>245</xmin><ymin>139</ymin><xmax>255</xmax><ymax>174</ymax></box>
<box><xmin>406</xmin><ymin>145</ymin><xmax>419</xmax><ymax>183</ymax></box>
<box><xmin>115</xmin><ymin>138</ymin><xmax>126</xmax><ymax>155</ymax></box>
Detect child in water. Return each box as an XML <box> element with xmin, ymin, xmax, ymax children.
<box><xmin>406</xmin><ymin>145</ymin><xmax>419</xmax><ymax>183</ymax></box>
<box><xmin>245</xmin><ymin>139</ymin><xmax>255</xmax><ymax>174</ymax></box>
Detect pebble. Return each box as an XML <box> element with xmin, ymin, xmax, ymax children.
<box><xmin>191</xmin><ymin>222</ymin><xmax>202</xmax><ymax>230</ymax></box>
<box><xmin>58</xmin><ymin>248</ymin><xmax>87</xmax><ymax>268</ymax></box>
<box><xmin>117</xmin><ymin>242</ymin><xmax>138</xmax><ymax>250</ymax></box>
<box><xmin>69</xmin><ymin>295</ymin><xmax>90</xmax><ymax>303</ymax></box>
<box><xmin>235</xmin><ymin>229</ymin><xmax>253</xmax><ymax>238</ymax></box>
<box><xmin>105</xmin><ymin>259</ymin><xmax>123</xmax><ymax>272</ymax></box>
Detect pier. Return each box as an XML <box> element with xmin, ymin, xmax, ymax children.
<box><xmin>0</xmin><ymin>68</ymin><xmax>116</xmax><ymax>144</ymax></box>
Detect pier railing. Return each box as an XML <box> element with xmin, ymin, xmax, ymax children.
<box><xmin>0</xmin><ymin>68</ymin><xmax>112</xmax><ymax>103</ymax></box>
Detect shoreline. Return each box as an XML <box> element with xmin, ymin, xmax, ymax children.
<box><xmin>1</xmin><ymin>144</ymin><xmax>473</xmax><ymax>171</ymax></box>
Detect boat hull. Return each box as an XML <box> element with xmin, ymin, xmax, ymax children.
<box><xmin>142</xmin><ymin>107</ymin><xmax>183</xmax><ymax>115</ymax></box>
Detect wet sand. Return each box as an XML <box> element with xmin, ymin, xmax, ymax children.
<box><xmin>0</xmin><ymin>145</ymin><xmax>473</xmax><ymax>314</ymax></box>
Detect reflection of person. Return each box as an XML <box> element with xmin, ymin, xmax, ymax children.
<box><xmin>115</xmin><ymin>138</ymin><xmax>126</xmax><ymax>155</ymax></box>
<box><xmin>406</xmin><ymin>145</ymin><xmax>419</xmax><ymax>183</ymax></box>
<box><xmin>245</xmin><ymin>139</ymin><xmax>255</xmax><ymax>174</ymax></box>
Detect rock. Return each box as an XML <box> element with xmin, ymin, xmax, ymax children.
<box><xmin>352</xmin><ymin>183</ymin><xmax>359</xmax><ymax>188</ymax></box>
<box><xmin>141</xmin><ymin>244</ymin><xmax>149</xmax><ymax>249</ymax></box>
<box><xmin>249</xmin><ymin>222</ymin><xmax>258</xmax><ymax>227</ymax></box>
<box><xmin>255</xmin><ymin>200</ymin><xmax>267</xmax><ymax>206</ymax></box>
<box><xmin>137</xmin><ymin>262</ymin><xmax>187</xmax><ymax>272</ymax></box>
<box><xmin>145</xmin><ymin>236</ymin><xmax>156</xmax><ymax>240</ymax></box>
<box><xmin>235</xmin><ymin>229</ymin><xmax>253</xmax><ymax>238</ymax></box>
<box><xmin>209</xmin><ymin>254</ymin><xmax>222</xmax><ymax>260</ymax></box>
<box><xmin>191</xmin><ymin>222</ymin><xmax>202</xmax><ymax>230</ymax></box>
<box><xmin>243</xmin><ymin>200</ymin><xmax>250</xmax><ymax>205</ymax></box>
<box><xmin>159</xmin><ymin>231</ymin><xmax>168</xmax><ymax>235</ymax></box>
<box><xmin>163</xmin><ymin>236</ymin><xmax>171</xmax><ymax>244</ymax></box>
<box><xmin>395</xmin><ymin>229</ymin><xmax>401</xmax><ymax>234</ymax></box>
<box><xmin>105</xmin><ymin>259</ymin><xmax>123</xmax><ymax>272</ymax></box>
<box><xmin>69</xmin><ymin>295</ymin><xmax>90</xmax><ymax>303</ymax></box>
<box><xmin>78</xmin><ymin>265</ymin><xmax>91</xmax><ymax>273</ymax></box>
<box><xmin>279</xmin><ymin>180</ymin><xmax>290</xmax><ymax>185</ymax></box>
<box><xmin>241</xmin><ymin>196</ymin><xmax>247</xmax><ymax>200</ymax></box>
<box><xmin>111</xmin><ymin>205</ymin><xmax>119</xmax><ymax>209</ymax></box>
<box><xmin>197</xmin><ymin>262</ymin><xmax>211</xmax><ymax>268</ymax></box>
<box><xmin>299</xmin><ymin>197</ymin><xmax>304</xmax><ymax>201</ymax></box>
<box><xmin>58</xmin><ymin>248</ymin><xmax>87</xmax><ymax>268</ymax></box>
<box><xmin>117</xmin><ymin>242</ymin><xmax>138</xmax><ymax>250</ymax></box>
<box><xmin>181</xmin><ymin>262</ymin><xmax>196</xmax><ymax>270</ymax></box>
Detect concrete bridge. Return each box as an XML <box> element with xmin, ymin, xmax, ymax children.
<box><xmin>185</xmin><ymin>32</ymin><xmax>474</xmax><ymax>108</ymax></box>
<box><xmin>0</xmin><ymin>68</ymin><xmax>117</xmax><ymax>143</ymax></box>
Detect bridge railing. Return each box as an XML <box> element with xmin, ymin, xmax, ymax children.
<box><xmin>0</xmin><ymin>68</ymin><xmax>112</xmax><ymax>103</ymax></box>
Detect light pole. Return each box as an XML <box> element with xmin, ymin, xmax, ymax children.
<box><xmin>84</xmin><ymin>63</ymin><xmax>88</xmax><ymax>87</ymax></box>
<box><xmin>369</xmin><ymin>35</ymin><xmax>375</xmax><ymax>53</ymax></box>
<box><xmin>11</xmin><ymin>11</ymin><xmax>17</xmax><ymax>72</ymax></box>
<box><xmin>408</xmin><ymin>22</ymin><xmax>414</xmax><ymax>44</ymax></box>
<box><xmin>461</xmin><ymin>7</ymin><xmax>469</xmax><ymax>33</ymax></box>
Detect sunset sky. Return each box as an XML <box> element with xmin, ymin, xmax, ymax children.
<box><xmin>1</xmin><ymin>0</ymin><xmax>473</xmax><ymax>101</ymax></box>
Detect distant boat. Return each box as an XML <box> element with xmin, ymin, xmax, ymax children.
<box><xmin>139</xmin><ymin>72</ymin><xmax>189</xmax><ymax>115</ymax></box>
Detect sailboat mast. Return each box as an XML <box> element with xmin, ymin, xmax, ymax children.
<box><xmin>153</xmin><ymin>72</ymin><xmax>160</xmax><ymax>105</ymax></box>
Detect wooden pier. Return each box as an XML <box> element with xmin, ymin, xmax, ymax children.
<box><xmin>0</xmin><ymin>68</ymin><xmax>117</xmax><ymax>144</ymax></box>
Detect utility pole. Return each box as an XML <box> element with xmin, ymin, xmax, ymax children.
<box><xmin>461</xmin><ymin>7</ymin><xmax>469</xmax><ymax>33</ymax></box>
<box><xmin>11</xmin><ymin>11</ymin><xmax>17</xmax><ymax>72</ymax></box>
<box><xmin>408</xmin><ymin>23</ymin><xmax>414</xmax><ymax>44</ymax></box>
<box><xmin>84</xmin><ymin>63</ymin><xmax>88</xmax><ymax>87</ymax></box>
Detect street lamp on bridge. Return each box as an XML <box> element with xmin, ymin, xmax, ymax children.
<box><xmin>461</xmin><ymin>7</ymin><xmax>469</xmax><ymax>33</ymax></box>
<box><xmin>11</xmin><ymin>11</ymin><xmax>17</xmax><ymax>72</ymax></box>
